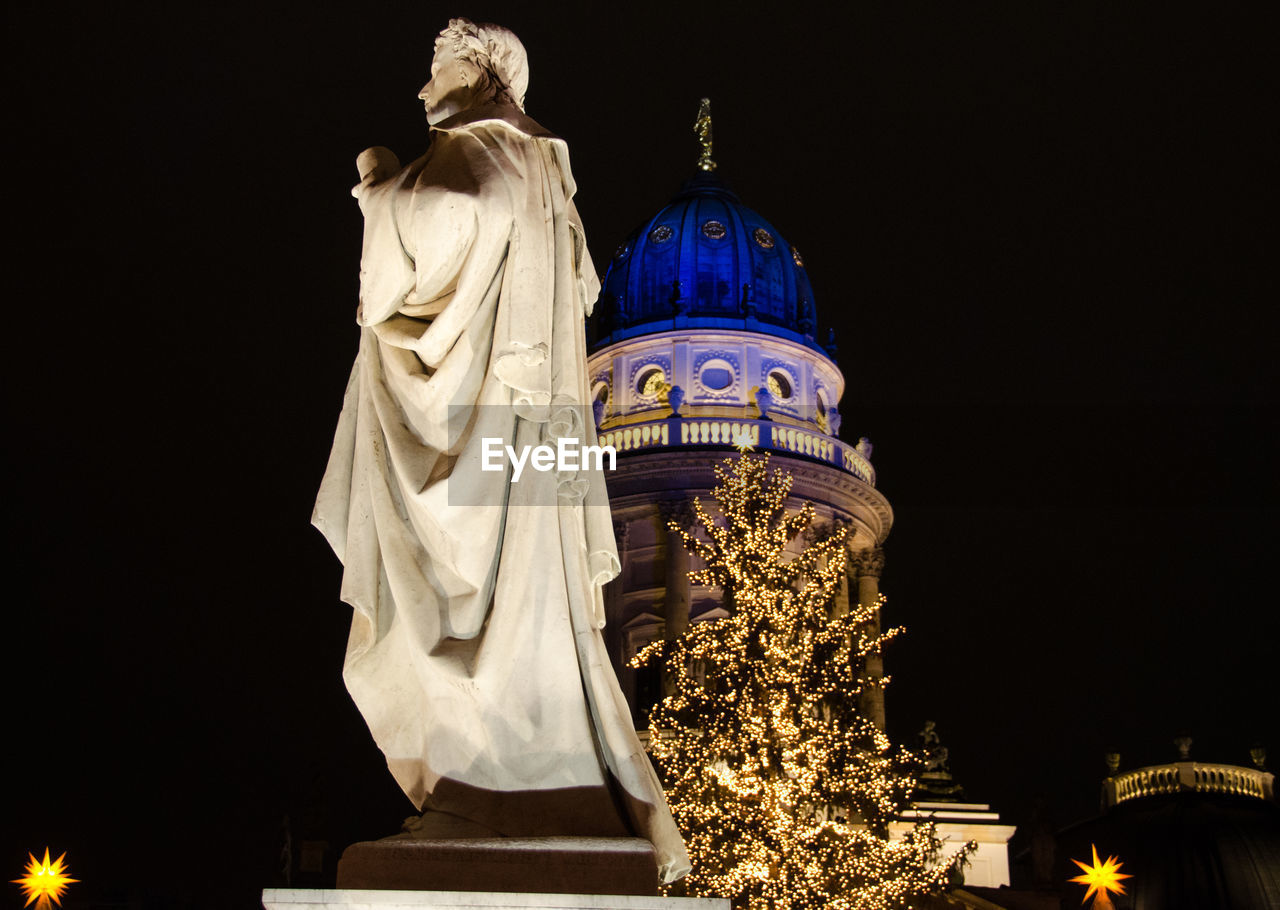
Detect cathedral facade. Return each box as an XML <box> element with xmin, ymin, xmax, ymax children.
<box><xmin>586</xmin><ymin>136</ymin><xmax>891</xmax><ymax>731</ymax></box>
<box><xmin>585</xmin><ymin>118</ymin><xmax>1016</xmax><ymax>890</ymax></box>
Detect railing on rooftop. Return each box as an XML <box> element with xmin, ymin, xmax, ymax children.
<box><xmin>1103</xmin><ymin>762</ymin><xmax>1275</xmax><ymax>808</ymax></box>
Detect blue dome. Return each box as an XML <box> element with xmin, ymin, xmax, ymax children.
<box><xmin>589</xmin><ymin>172</ymin><xmax>826</xmax><ymax>354</ymax></box>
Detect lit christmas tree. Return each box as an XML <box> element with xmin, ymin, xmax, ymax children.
<box><xmin>635</xmin><ymin>453</ymin><xmax>972</xmax><ymax>909</ymax></box>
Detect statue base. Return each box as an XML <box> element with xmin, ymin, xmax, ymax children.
<box><xmin>262</xmin><ymin>890</ymin><xmax>728</xmax><ymax>910</ymax></box>
<box><xmin>335</xmin><ymin>837</ymin><xmax>661</xmax><ymax>896</ymax></box>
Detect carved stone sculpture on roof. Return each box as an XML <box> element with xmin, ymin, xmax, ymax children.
<box><xmin>312</xmin><ymin>18</ymin><xmax>688</xmax><ymax>883</ymax></box>
<box><xmin>916</xmin><ymin>720</ymin><xmax>965</xmax><ymax>800</ymax></box>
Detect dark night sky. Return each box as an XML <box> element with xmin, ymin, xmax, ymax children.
<box><xmin>5</xmin><ymin>2</ymin><xmax>1275</xmax><ymax>906</ymax></box>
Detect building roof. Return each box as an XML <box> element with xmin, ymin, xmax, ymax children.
<box><xmin>588</xmin><ymin>171</ymin><xmax>826</xmax><ymax>354</ymax></box>
<box><xmin>1056</xmin><ymin>784</ymin><xmax>1280</xmax><ymax>908</ymax></box>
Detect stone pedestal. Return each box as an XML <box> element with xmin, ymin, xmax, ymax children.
<box><xmin>335</xmin><ymin>838</ymin><xmax>661</xmax><ymax>897</ymax></box>
<box><xmin>890</xmin><ymin>802</ymin><xmax>1016</xmax><ymax>888</ymax></box>
<box><xmin>263</xmin><ymin>890</ymin><xmax>728</xmax><ymax>910</ymax></box>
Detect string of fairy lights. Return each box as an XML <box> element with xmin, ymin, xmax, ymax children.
<box><xmin>634</xmin><ymin>454</ymin><xmax>974</xmax><ymax>909</ymax></box>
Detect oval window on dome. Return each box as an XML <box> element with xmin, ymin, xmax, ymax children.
<box><xmin>791</xmin><ymin>245</ymin><xmax>805</xmax><ymax>267</ymax></box>
<box><xmin>648</xmin><ymin>225</ymin><xmax>674</xmax><ymax>244</ymax></box>
<box><xmin>637</xmin><ymin>366</ymin><xmax>667</xmax><ymax>398</ymax></box>
<box><xmin>701</xmin><ymin>220</ymin><xmax>727</xmax><ymax>240</ymax></box>
<box><xmin>614</xmin><ymin>242</ymin><xmax>630</xmax><ymax>259</ymax></box>
<box><xmin>753</xmin><ymin>228</ymin><xmax>775</xmax><ymax>249</ymax></box>
<box><xmin>698</xmin><ymin>359</ymin><xmax>734</xmax><ymax>391</ymax></box>
<box><xmin>767</xmin><ymin>370</ymin><xmax>793</xmax><ymax>401</ymax></box>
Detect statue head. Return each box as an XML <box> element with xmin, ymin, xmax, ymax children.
<box><xmin>419</xmin><ymin>18</ymin><xmax>529</xmax><ymax>125</ymax></box>
<box><xmin>1174</xmin><ymin>734</ymin><xmax>1193</xmax><ymax>760</ymax></box>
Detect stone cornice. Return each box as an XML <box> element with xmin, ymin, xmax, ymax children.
<box><xmin>605</xmin><ymin>451</ymin><xmax>893</xmax><ymax>544</ymax></box>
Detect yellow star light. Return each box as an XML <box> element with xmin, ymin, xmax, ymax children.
<box><xmin>12</xmin><ymin>848</ymin><xmax>78</xmax><ymax>909</ymax></box>
<box><xmin>1069</xmin><ymin>843</ymin><xmax>1132</xmax><ymax>903</ymax></box>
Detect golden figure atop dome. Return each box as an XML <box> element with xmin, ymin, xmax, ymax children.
<box><xmin>694</xmin><ymin>97</ymin><xmax>716</xmax><ymax>172</ymax></box>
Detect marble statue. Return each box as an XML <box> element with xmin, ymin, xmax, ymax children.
<box><xmin>752</xmin><ymin>385</ymin><xmax>774</xmax><ymax>418</ymax></box>
<box><xmin>916</xmin><ymin>720</ymin><xmax>964</xmax><ymax>799</ymax></box>
<box><xmin>1174</xmin><ymin>734</ymin><xmax>1193</xmax><ymax>760</ymax></box>
<box><xmin>312</xmin><ymin>19</ymin><xmax>688</xmax><ymax>882</ymax></box>
<box><xmin>825</xmin><ymin>405</ymin><xmax>841</xmax><ymax>436</ymax></box>
<box><xmin>1250</xmin><ymin>744</ymin><xmax>1268</xmax><ymax>771</ymax></box>
<box><xmin>666</xmin><ymin>384</ymin><xmax>685</xmax><ymax>417</ymax></box>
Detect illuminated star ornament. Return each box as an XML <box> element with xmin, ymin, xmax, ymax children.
<box><xmin>12</xmin><ymin>849</ymin><xmax>78</xmax><ymax>910</ymax></box>
<box><xmin>1070</xmin><ymin>844</ymin><xmax>1132</xmax><ymax>907</ymax></box>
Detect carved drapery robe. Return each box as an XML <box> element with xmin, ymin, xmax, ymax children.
<box><xmin>313</xmin><ymin>104</ymin><xmax>688</xmax><ymax>881</ymax></box>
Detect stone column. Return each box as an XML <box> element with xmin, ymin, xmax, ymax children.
<box><xmin>658</xmin><ymin>500</ymin><xmax>694</xmax><ymax>695</ymax></box>
<box><xmin>849</xmin><ymin>547</ymin><xmax>886</xmax><ymax>732</ymax></box>
<box><xmin>822</xmin><ymin>520</ymin><xmax>852</xmax><ymax>620</ymax></box>
<box><xmin>658</xmin><ymin>500</ymin><xmax>694</xmax><ymax>640</ymax></box>
<box><xmin>831</xmin><ymin>573</ymin><xmax>851</xmax><ymax>618</ymax></box>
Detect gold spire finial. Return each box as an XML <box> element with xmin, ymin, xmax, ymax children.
<box><xmin>694</xmin><ymin>98</ymin><xmax>716</xmax><ymax>172</ymax></box>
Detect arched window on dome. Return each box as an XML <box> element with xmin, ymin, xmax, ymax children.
<box><xmin>639</xmin><ymin>225</ymin><xmax>678</xmax><ymax>319</ymax></box>
<box><xmin>750</xmin><ymin>227</ymin><xmax>785</xmax><ymax>322</ymax></box>
<box><xmin>695</xmin><ymin>219</ymin><xmax>736</xmax><ymax>313</ymax></box>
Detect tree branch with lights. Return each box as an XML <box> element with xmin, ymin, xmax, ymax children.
<box><xmin>634</xmin><ymin>453</ymin><xmax>973</xmax><ymax>909</ymax></box>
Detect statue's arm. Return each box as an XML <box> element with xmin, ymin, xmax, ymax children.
<box><xmin>353</xmin><ymin>148</ymin><xmax>419</xmax><ymax>326</ymax></box>
<box><xmin>394</xmin><ymin>134</ymin><xmax>515</xmax><ymax>368</ymax></box>
<box><xmin>355</xmin><ymin>178</ymin><xmax>417</xmax><ymax>327</ymax></box>
<box><xmin>355</xmin><ymin>193</ymin><xmax>479</xmax><ymax>329</ymax></box>
<box><xmin>397</xmin><ymin>201</ymin><xmax>482</xmax><ymax>315</ymax></box>
<box><xmin>352</xmin><ymin>146</ymin><xmax>401</xmax><ymax>202</ymax></box>
<box><xmin>356</xmin><ymin>137</ymin><xmax>488</xmax><ymax>331</ymax></box>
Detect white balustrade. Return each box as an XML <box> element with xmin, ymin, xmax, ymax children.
<box><xmin>600</xmin><ymin>418</ymin><xmax>876</xmax><ymax>485</ymax></box>
<box><xmin>1107</xmin><ymin>762</ymin><xmax>1273</xmax><ymax>807</ymax></box>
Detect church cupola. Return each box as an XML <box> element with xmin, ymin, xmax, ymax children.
<box><xmin>586</xmin><ymin>101</ymin><xmax>870</xmax><ymax>484</ymax></box>
<box><xmin>589</xmin><ymin>110</ymin><xmax>822</xmax><ymax>356</ymax></box>
<box><xmin>589</xmin><ymin>101</ymin><xmax>893</xmax><ymax>750</ymax></box>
